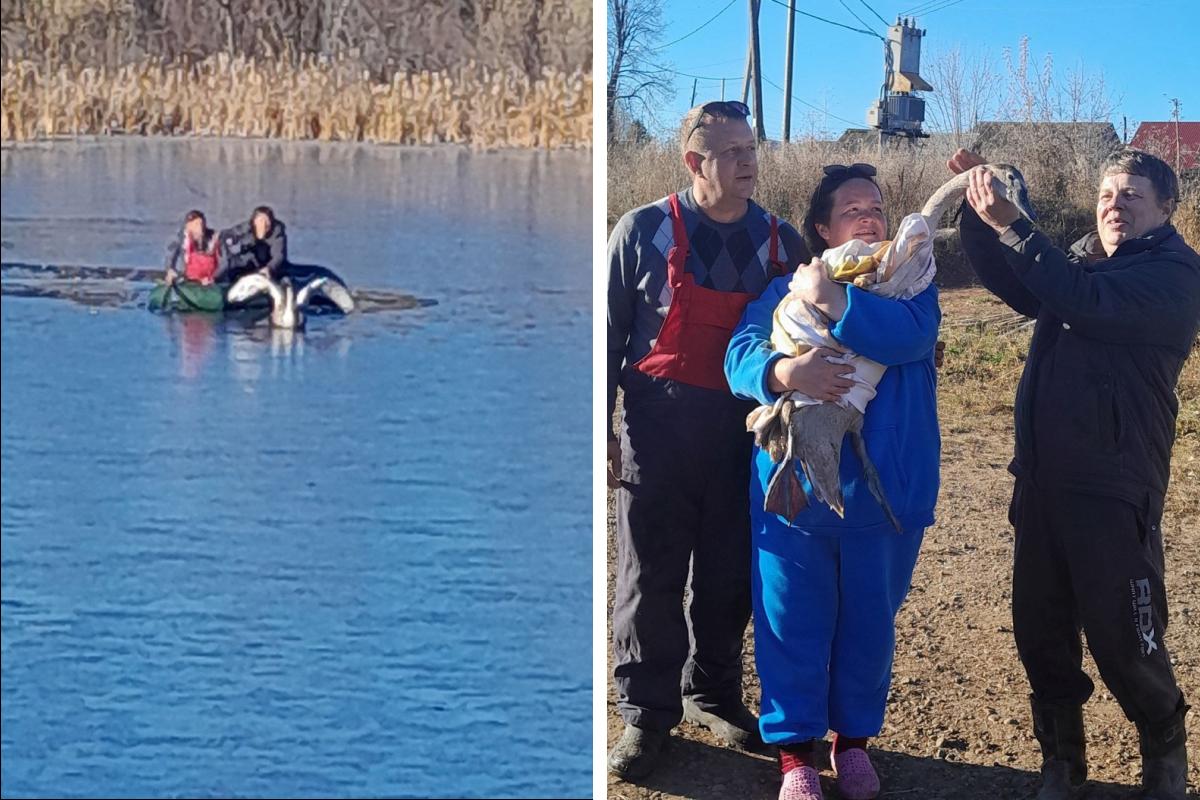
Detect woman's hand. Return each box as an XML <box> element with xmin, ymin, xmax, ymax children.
<box><xmin>790</xmin><ymin>258</ymin><xmax>848</xmax><ymax>321</ymax></box>
<box><xmin>768</xmin><ymin>347</ymin><xmax>855</xmax><ymax>402</ymax></box>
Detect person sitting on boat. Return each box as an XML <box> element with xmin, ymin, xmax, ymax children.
<box><xmin>164</xmin><ymin>209</ymin><xmax>220</xmax><ymax>285</ymax></box>
<box><xmin>220</xmin><ymin>205</ymin><xmax>288</xmax><ymax>284</ymax></box>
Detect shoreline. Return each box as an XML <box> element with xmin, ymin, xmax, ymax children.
<box><xmin>0</xmin><ymin>133</ymin><xmax>592</xmax><ymax>155</ymax></box>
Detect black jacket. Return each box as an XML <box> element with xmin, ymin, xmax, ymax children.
<box><xmin>220</xmin><ymin>219</ymin><xmax>288</xmax><ymax>278</ymax></box>
<box><xmin>959</xmin><ymin>205</ymin><xmax>1200</xmax><ymax>510</ymax></box>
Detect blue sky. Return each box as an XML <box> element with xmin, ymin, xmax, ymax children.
<box><xmin>619</xmin><ymin>0</ymin><xmax>1198</xmax><ymax>140</ymax></box>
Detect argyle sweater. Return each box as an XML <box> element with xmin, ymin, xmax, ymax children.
<box><xmin>607</xmin><ymin>188</ymin><xmax>809</xmax><ymax>422</ymax></box>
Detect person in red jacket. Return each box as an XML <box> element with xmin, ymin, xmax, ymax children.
<box><xmin>164</xmin><ymin>209</ymin><xmax>220</xmax><ymax>285</ymax></box>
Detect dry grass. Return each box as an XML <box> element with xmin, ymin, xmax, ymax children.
<box><xmin>1</xmin><ymin>56</ymin><xmax>591</xmax><ymax>149</ymax></box>
<box><xmin>608</xmin><ymin>137</ymin><xmax>1199</xmax><ymax>254</ymax></box>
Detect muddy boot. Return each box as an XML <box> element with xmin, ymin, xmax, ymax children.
<box><xmin>607</xmin><ymin>724</ymin><xmax>668</xmax><ymax>780</ymax></box>
<box><xmin>682</xmin><ymin>695</ymin><xmax>765</xmax><ymax>751</ymax></box>
<box><xmin>1137</xmin><ymin>700</ymin><xmax>1190</xmax><ymax>800</ymax></box>
<box><xmin>1030</xmin><ymin>696</ymin><xmax>1086</xmax><ymax>800</ymax></box>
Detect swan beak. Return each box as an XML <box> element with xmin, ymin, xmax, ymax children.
<box><xmin>1014</xmin><ymin>183</ymin><xmax>1038</xmax><ymax>222</ymax></box>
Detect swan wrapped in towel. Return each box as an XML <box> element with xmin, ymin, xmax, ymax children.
<box><xmin>750</xmin><ymin>164</ymin><xmax>1035</xmax><ymax>528</ymax></box>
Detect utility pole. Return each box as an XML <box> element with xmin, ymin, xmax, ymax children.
<box><xmin>1169</xmin><ymin>97</ymin><xmax>1182</xmax><ymax>174</ymax></box>
<box><xmin>781</xmin><ymin>0</ymin><xmax>796</xmax><ymax>141</ymax></box>
<box><xmin>748</xmin><ymin>0</ymin><xmax>765</xmax><ymax>140</ymax></box>
<box><xmin>690</xmin><ymin>78</ymin><xmax>698</xmax><ymax>107</ymax></box>
<box><xmin>741</xmin><ymin>0</ymin><xmax>755</xmax><ymax>104</ymax></box>
<box><xmin>721</xmin><ymin>78</ymin><xmax>726</xmax><ymax>101</ymax></box>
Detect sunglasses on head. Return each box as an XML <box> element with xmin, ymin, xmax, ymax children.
<box><xmin>822</xmin><ymin>162</ymin><xmax>877</xmax><ymax>179</ymax></box>
<box><xmin>685</xmin><ymin>100</ymin><xmax>752</xmax><ymax>147</ymax></box>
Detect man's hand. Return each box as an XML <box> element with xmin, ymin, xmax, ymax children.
<box><xmin>790</xmin><ymin>258</ymin><xmax>848</xmax><ymax>321</ymax></box>
<box><xmin>768</xmin><ymin>347</ymin><xmax>855</xmax><ymax>402</ymax></box>
<box><xmin>947</xmin><ymin>148</ymin><xmax>986</xmax><ymax>175</ymax></box>
<box><xmin>607</xmin><ymin>437</ymin><xmax>623</xmax><ymax>489</ymax></box>
<box><xmin>965</xmin><ymin>166</ymin><xmax>1021</xmax><ymax>232</ymax></box>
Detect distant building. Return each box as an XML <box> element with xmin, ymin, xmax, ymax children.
<box><xmin>835</xmin><ymin>121</ymin><xmax>1122</xmax><ymax>157</ymax></box>
<box><xmin>1130</xmin><ymin>121</ymin><xmax>1200</xmax><ymax>172</ymax></box>
<box><xmin>970</xmin><ymin>121</ymin><xmax>1121</xmax><ymax>154</ymax></box>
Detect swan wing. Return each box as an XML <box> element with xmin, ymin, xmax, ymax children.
<box><xmin>298</xmin><ymin>277</ymin><xmax>355</xmax><ymax>313</ymax></box>
<box><xmin>228</xmin><ymin>273</ymin><xmax>281</xmax><ymax>306</ymax></box>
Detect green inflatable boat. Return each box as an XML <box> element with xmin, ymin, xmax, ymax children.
<box><xmin>148</xmin><ymin>280</ymin><xmax>227</xmax><ymax>312</ymax></box>
<box><xmin>147</xmin><ymin>265</ymin><xmax>352</xmax><ymax>314</ymax></box>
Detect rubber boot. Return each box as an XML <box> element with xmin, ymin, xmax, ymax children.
<box><xmin>1030</xmin><ymin>696</ymin><xmax>1086</xmax><ymax>800</ymax></box>
<box><xmin>682</xmin><ymin>695</ymin><xmax>765</xmax><ymax>751</ymax></box>
<box><xmin>1137</xmin><ymin>699</ymin><xmax>1190</xmax><ymax>800</ymax></box>
<box><xmin>607</xmin><ymin>724</ymin><xmax>668</xmax><ymax>780</ymax></box>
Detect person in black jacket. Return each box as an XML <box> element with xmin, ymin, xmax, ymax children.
<box><xmin>953</xmin><ymin>146</ymin><xmax>1199</xmax><ymax>800</ymax></box>
<box><xmin>220</xmin><ymin>205</ymin><xmax>288</xmax><ymax>283</ymax></box>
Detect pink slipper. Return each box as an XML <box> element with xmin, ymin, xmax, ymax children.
<box><xmin>779</xmin><ymin>764</ymin><xmax>824</xmax><ymax>800</ymax></box>
<box><xmin>831</xmin><ymin>747</ymin><xmax>880</xmax><ymax>800</ymax></box>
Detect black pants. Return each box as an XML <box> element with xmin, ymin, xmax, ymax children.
<box><xmin>1011</xmin><ymin>480</ymin><xmax>1184</xmax><ymax>728</ymax></box>
<box><xmin>612</xmin><ymin>368</ymin><xmax>755</xmax><ymax>731</ymax></box>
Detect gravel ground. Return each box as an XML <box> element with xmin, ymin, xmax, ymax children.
<box><xmin>605</xmin><ymin>288</ymin><xmax>1199</xmax><ymax>800</ymax></box>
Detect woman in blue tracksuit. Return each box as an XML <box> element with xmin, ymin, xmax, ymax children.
<box><xmin>725</xmin><ymin>164</ymin><xmax>940</xmax><ymax>800</ymax></box>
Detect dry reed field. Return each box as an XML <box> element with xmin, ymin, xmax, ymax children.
<box><xmin>1</xmin><ymin>56</ymin><xmax>591</xmax><ymax>148</ymax></box>
<box><xmin>608</xmin><ymin>135</ymin><xmax>1200</xmax><ymax>253</ymax></box>
<box><xmin>1</xmin><ymin>0</ymin><xmax>592</xmax><ymax>148</ymax></box>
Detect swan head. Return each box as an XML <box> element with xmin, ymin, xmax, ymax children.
<box><xmin>987</xmin><ymin>163</ymin><xmax>1038</xmax><ymax>222</ymax></box>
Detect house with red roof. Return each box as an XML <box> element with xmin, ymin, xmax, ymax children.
<box><xmin>1130</xmin><ymin>121</ymin><xmax>1200</xmax><ymax>172</ymax></box>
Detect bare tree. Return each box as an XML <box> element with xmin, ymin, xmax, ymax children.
<box><xmin>924</xmin><ymin>45</ymin><xmax>997</xmax><ymax>146</ymax></box>
<box><xmin>607</xmin><ymin>0</ymin><xmax>669</xmax><ymax>141</ymax></box>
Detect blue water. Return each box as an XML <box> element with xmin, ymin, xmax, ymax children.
<box><xmin>0</xmin><ymin>139</ymin><xmax>592</xmax><ymax>799</ymax></box>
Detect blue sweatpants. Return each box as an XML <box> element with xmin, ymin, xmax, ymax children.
<box><xmin>753</xmin><ymin>522</ymin><xmax>925</xmax><ymax>744</ymax></box>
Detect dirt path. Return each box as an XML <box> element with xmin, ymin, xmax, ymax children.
<box><xmin>606</xmin><ymin>289</ymin><xmax>1200</xmax><ymax>800</ymax></box>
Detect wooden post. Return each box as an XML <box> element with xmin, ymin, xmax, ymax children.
<box><xmin>1170</xmin><ymin>97</ymin><xmax>1182</xmax><ymax>174</ymax></box>
<box><xmin>748</xmin><ymin>0</ymin><xmax>765</xmax><ymax>140</ymax></box>
<box><xmin>690</xmin><ymin>78</ymin><xmax>698</xmax><ymax>107</ymax></box>
<box><xmin>781</xmin><ymin>0</ymin><xmax>795</xmax><ymax>141</ymax></box>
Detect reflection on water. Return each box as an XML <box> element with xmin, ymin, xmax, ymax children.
<box><xmin>1</xmin><ymin>139</ymin><xmax>591</xmax><ymax>799</ymax></box>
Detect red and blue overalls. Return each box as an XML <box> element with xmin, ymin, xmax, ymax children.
<box><xmin>610</xmin><ymin>192</ymin><xmax>793</xmax><ymax>731</ymax></box>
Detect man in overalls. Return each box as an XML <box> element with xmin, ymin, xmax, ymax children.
<box><xmin>606</xmin><ymin>102</ymin><xmax>829</xmax><ymax>778</ymax></box>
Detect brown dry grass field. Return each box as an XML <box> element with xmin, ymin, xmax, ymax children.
<box><xmin>1</xmin><ymin>57</ymin><xmax>591</xmax><ymax>149</ymax></box>
<box><xmin>606</xmin><ymin>289</ymin><xmax>1199</xmax><ymax>799</ymax></box>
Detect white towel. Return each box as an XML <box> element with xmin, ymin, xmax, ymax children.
<box><xmin>772</xmin><ymin>213</ymin><xmax>936</xmax><ymax>414</ymax></box>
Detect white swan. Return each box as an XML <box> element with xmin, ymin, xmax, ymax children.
<box><xmin>227</xmin><ymin>274</ymin><xmax>355</xmax><ymax>329</ymax></box>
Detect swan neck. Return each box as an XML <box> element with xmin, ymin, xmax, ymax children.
<box><xmin>922</xmin><ymin>172</ymin><xmax>970</xmax><ymax>228</ymax></box>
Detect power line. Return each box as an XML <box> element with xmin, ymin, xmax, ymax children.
<box><xmin>901</xmin><ymin>0</ymin><xmax>944</xmax><ymax>14</ymax></box>
<box><xmin>921</xmin><ymin>0</ymin><xmax>969</xmax><ymax>15</ymax></box>
<box><xmin>653</xmin><ymin>0</ymin><xmax>739</xmax><ymax>51</ymax></box>
<box><xmin>903</xmin><ymin>0</ymin><xmax>968</xmax><ymax>16</ymax></box>
<box><xmin>857</xmin><ymin>0</ymin><xmax>892</xmax><ymax>28</ymax></box>
<box><xmin>762</xmin><ymin>0</ymin><xmax>883</xmax><ymax>39</ymax></box>
<box><xmin>761</xmin><ymin>74</ymin><xmax>862</xmax><ymax>128</ymax></box>
<box><xmin>837</xmin><ymin>0</ymin><xmax>882</xmax><ymax>35</ymax></box>
<box><xmin>647</xmin><ymin>60</ymin><xmax>740</xmax><ymax>82</ymax></box>
<box><xmin>918</xmin><ymin>0</ymin><xmax>969</xmax><ymax>14</ymax></box>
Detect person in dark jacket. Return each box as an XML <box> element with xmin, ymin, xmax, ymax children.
<box><xmin>954</xmin><ymin>146</ymin><xmax>1199</xmax><ymax>800</ymax></box>
<box><xmin>220</xmin><ymin>205</ymin><xmax>288</xmax><ymax>283</ymax></box>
